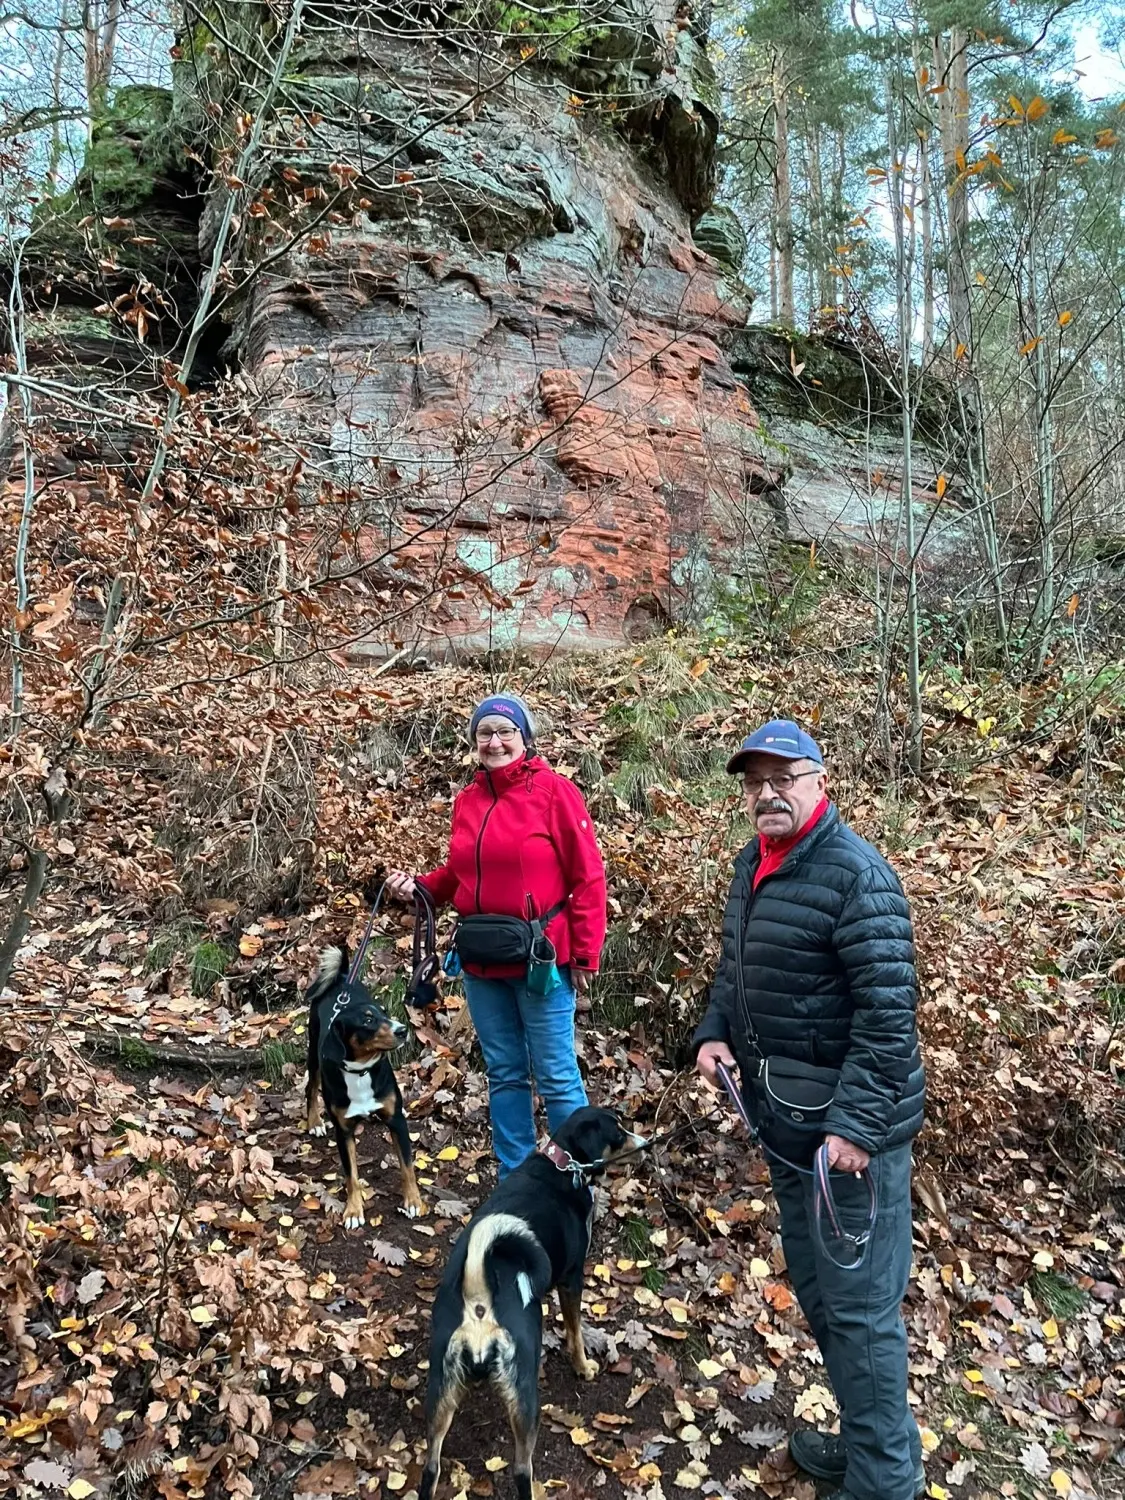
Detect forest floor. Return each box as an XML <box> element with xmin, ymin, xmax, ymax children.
<box><xmin>3</xmin><ymin>632</ymin><xmax>1125</xmax><ymax>1500</ymax></box>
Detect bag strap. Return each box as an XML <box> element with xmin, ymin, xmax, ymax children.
<box><xmin>733</xmin><ymin>892</ymin><xmax>764</xmax><ymax>1065</ymax></box>
<box><xmin>529</xmin><ymin>897</ymin><xmax>567</xmax><ymax>939</ymax></box>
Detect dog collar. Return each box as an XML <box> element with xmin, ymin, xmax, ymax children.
<box><xmin>342</xmin><ymin>1059</ymin><xmax>378</xmax><ymax>1073</ymax></box>
<box><xmin>539</xmin><ymin>1139</ymin><xmax>598</xmax><ymax>1187</ymax></box>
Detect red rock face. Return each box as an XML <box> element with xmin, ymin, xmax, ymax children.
<box><xmin>237</xmin><ymin>33</ymin><xmax>776</xmax><ymax>657</ymax></box>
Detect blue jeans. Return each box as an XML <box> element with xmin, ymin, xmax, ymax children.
<box><xmin>463</xmin><ymin>969</ymin><xmax>588</xmax><ymax>1175</ymax></box>
<box><xmin>770</xmin><ymin>1143</ymin><xmax>921</xmax><ymax>1500</ymax></box>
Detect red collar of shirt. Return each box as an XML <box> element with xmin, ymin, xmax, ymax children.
<box><xmin>753</xmin><ymin>796</ymin><xmax>830</xmax><ymax>890</ymax></box>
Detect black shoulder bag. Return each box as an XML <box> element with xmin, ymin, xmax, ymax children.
<box><xmin>452</xmin><ymin>899</ymin><xmax>567</xmax><ymax>968</ymax></box>
<box><xmin>733</xmin><ymin>893</ymin><xmax>841</xmax><ymax>1163</ymax></box>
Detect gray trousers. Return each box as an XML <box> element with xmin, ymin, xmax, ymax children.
<box><xmin>769</xmin><ymin>1142</ymin><xmax>921</xmax><ymax>1500</ymax></box>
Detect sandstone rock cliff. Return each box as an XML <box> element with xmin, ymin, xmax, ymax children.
<box><xmin>11</xmin><ymin>1</ymin><xmax>965</xmax><ymax>657</ymax></box>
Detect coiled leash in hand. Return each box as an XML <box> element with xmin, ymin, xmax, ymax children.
<box><xmin>715</xmin><ymin>1060</ymin><xmax>876</xmax><ymax>1272</ymax></box>
<box><xmin>346</xmin><ymin>882</ymin><xmax>439</xmax><ymax>1002</ymax></box>
<box><xmin>406</xmin><ymin>883</ymin><xmax>441</xmax><ymax>1008</ymax></box>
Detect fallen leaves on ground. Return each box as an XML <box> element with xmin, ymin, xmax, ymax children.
<box><xmin>2</xmin><ymin>638</ymin><xmax>1124</xmax><ymax>1499</ymax></box>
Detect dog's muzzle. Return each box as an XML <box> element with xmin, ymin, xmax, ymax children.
<box><xmin>391</xmin><ymin>1019</ymin><xmax>408</xmax><ymax>1043</ymax></box>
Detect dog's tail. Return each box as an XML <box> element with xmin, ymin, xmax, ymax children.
<box><xmin>464</xmin><ymin>1212</ymin><xmax>551</xmax><ymax>1310</ymax></box>
<box><xmin>307</xmin><ymin>946</ymin><xmax>347</xmax><ymax>1003</ymax></box>
<box><xmin>451</xmin><ymin>1213</ymin><xmax>551</xmax><ymax>1380</ymax></box>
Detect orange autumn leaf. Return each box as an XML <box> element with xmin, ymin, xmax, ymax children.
<box><xmin>1066</xmin><ymin>594</ymin><xmax>1079</xmax><ymax>618</ymax></box>
<box><xmin>1025</xmin><ymin>95</ymin><xmax>1049</xmax><ymax>122</ymax></box>
<box><xmin>764</xmin><ymin>1281</ymin><xmax>794</xmax><ymax>1311</ymax></box>
<box><xmin>936</xmin><ymin>474</ymin><xmax>948</xmax><ymax>500</ymax></box>
<box><xmin>1053</xmin><ymin>128</ymin><xmax>1077</xmax><ymax>145</ymax></box>
<box><xmin>1058</xmin><ymin>311</ymin><xmax>1073</xmax><ymax>326</ymax></box>
<box><xmin>1019</xmin><ymin>336</ymin><xmax>1042</xmax><ymax>357</ymax></box>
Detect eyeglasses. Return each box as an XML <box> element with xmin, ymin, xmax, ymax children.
<box><xmin>742</xmin><ymin>768</ymin><xmax>822</xmax><ymax>794</ymax></box>
<box><xmin>476</xmin><ymin>727</ymin><xmax>520</xmax><ymax>744</ymax></box>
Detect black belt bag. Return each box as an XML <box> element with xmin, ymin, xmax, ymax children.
<box><xmin>453</xmin><ymin>900</ymin><xmax>566</xmax><ymax>967</ymax></box>
<box><xmin>750</xmin><ymin>1055</ymin><xmax>840</xmax><ymax>1162</ymax></box>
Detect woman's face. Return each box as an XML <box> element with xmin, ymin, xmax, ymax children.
<box><xmin>475</xmin><ymin>715</ymin><xmax>525</xmax><ymax>771</ymax></box>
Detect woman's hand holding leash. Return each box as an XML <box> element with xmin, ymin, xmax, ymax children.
<box><xmin>387</xmin><ymin>870</ymin><xmax>417</xmax><ymax>901</ymax></box>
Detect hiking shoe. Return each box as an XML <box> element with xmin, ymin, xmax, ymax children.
<box><xmin>789</xmin><ymin>1432</ymin><xmax>924</xmax><ymax>1495</ymax></box>
<box><xmin>789</xmin><ymin>1430</ymin><xmax>847</xmax><ymax>1482</ymax></box>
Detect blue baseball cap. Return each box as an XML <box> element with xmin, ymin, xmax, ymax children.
<box><xmin>726</xmin><ymin>719</ymin><xmax>824</xmax><ymax>774</ymax></box>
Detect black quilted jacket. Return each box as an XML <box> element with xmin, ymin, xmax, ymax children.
<box><xmin>692</xmin><ymin>804</ymin><xmax>925</xmax><ymax>1153</ymax></box>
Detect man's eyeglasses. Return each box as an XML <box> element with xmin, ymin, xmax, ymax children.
<box><xmin>476</xmin><ymin>726</ymin><xmax>520</xmax><ymax>744</ymax></box>
<box><xmin>742</xmin><ymin>768</ymin><xmax>822</xmax><ymax>794</ymax></box>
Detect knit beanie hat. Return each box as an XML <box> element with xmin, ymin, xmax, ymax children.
<box><xmin>468</xmin><ymin>693</ymin><xmax>537</xmax><ymax>743</ymax></box>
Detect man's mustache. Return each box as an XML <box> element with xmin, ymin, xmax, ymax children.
<box><xmin>755</xmin><ymin>798</ymin><xmax>792</xmax><ymax>817</ymax></box>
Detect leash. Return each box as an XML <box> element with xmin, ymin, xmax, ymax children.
<box><xmin>539</xmin><ymin>1108</ymin><xmax>723</xmax><ymax>1188</ymax></box>
<box><xmin>715</xmin><ymin>1061</ymin><xmax>875</xmax><ymax>1272</ymax></box>
<box><xmin>346</xmin><ymin>881</ymin><xmax>388</xmax><ymax>986</ymax></box>
<box><xmin>406</xmin><ymin>883</ymin><xmax>440</xmax><ymax>1007</ymax></box>
<box><xmin>535</xmin><ymin>1075</ymin><xmax>873</xmax><ymax>1270</ymax></box>
<box><xmin>346</xmin><ymin>881</ymin><xmax>439</xmax><ymax>998</ymax></box>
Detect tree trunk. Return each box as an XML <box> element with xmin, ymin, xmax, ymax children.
<box><xmin>0</xmin><ymin>766</ymin><xmax>71</xmax><ymax>993</ymax></box>
<box><xmin>0</xmin><ymin>851</ymin><xmax>49</xmax><ymax>993</ymax></box>
<box><xmin>933</xmin><ymin>27</ymin><xmax>1008</xmax><ymax>651</ymax></box>
<box><xmin>808</xmin><ymin>120</ymin><xmax>828</xmax><ymax>312</ymax></box>
<box><xmin>832</xmin><ymin>128</ymin><xmax>846</xmax><ymax>313</ymax></box>
<box><xmin>47</xmin><ymin>6</ymin><xmax>69</xmax><ymax>186</ymax></box>
<box><xmin>773</xmin><ymin>51</ymin><xmax>795</xmax><ymax>327</ymax></box>
<box><xmin>934</xmin><ymin>28</ymin><xmax>971</xmax><ymax>356</ymax></box>
<box><xmin>82</xmin><ymin>0</ymin><xmax>120</xmax><ymax>118</ymax></box>
<box><xmin>1023</xmin><ymin>153</ymin><xmax>1056</xmax><ymax>665</ymax></box>
<box><xmin>885</xmin><ymin>69</ymin><xmax>923</xmax><ymax>774</ymax></box>
<box><xmin>913</xmin><ymin>43</ymin><xmax>934</xmax><ymax>366</ymax></box>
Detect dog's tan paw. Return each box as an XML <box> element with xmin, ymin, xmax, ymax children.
<box><xmin>343</xmin><ymin>1210</ymin><xmax>366</xmax><ymax>1229</ymax></box>
<box><xmin>576</xmin><ymin>1357</ymin><xmax>598</xmax><ymax>1382</ymax></box>
<box><xmin>308</xmin><ymin>1121</ymin><xmax>329</xmax><ymax>1137</ymax></box>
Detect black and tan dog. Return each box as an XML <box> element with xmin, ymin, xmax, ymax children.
<box><xmin>304</xmin><ymin>946</ymin><xmax>424</xmax><ymax>1226</ymax></box>
<box><xmin>419</xmin><ymin>1107</ymin><xmax>646</xmax><ymax>1500</ymax></box>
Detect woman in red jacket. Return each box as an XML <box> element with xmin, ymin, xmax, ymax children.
<box><xmin>387</xmin><ymin>694</ymin><xmax>607</xmax><ymax>1175</ymax></box>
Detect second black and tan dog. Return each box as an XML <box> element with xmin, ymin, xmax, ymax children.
<box><xmin>304</xmin><ymin>946</ymin><xmax>424</xmax><ymax>1226</ymax></box>
<box><xmin>419</xmin><ymin>1106</ymin><xmax>646</xmax><ymax>1500</ymax></box>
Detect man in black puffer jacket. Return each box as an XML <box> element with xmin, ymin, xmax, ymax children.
<box><xmin>693</xmin><ymin>720</ymin><xmax>925</xmax><ymax>1500</ymax></box>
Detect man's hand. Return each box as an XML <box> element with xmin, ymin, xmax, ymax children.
<box><xmin>824</xmin><ymin>1133</ymin><xmax>870</xmax><ymax>1174</ymax></box>
<box><xmin>696</xmin><ymin>1040</ymin><xmax>737</xmax><ymax>1085</ymax></box>
<box><xmin>573</xmin><ymin>968</ymin><xmax>593</xmax><ymax>994</ymax></box>
<box><xmin>386</xmin><ymin>870</ymin><xmax>417</xmax><ymax>901</ymax></box>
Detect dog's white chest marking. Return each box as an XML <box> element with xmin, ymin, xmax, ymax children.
<box><xmin>342</xmin><ymin>1064</ymin><xmax>379</xmax><ymax>1119</ymax></box>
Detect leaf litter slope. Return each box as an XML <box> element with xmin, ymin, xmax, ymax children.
<box><xmin>2</xmin><ymin>633</ymin><xmax>1124</xmax><ymax>1500</ymax></box>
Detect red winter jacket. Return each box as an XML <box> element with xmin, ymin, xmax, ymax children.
<box><xmin>418</xmin><ymin>754</ymin><xmax>607</xmax><ymax>979</ymax></box>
